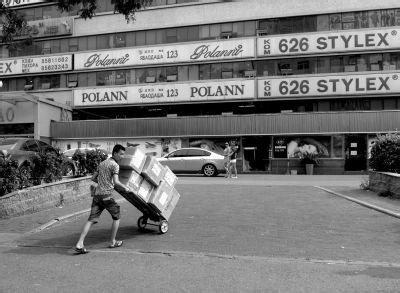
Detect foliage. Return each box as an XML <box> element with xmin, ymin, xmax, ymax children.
<box><xmin>359</xmin><ymin>178</ymin><xmax>370</xmax><ymax>190</ymax></box>
<box><xmin>0</xmin><ymin>150</ymin><xmax>21</xmax><ymax>196</ymax></box>
<box><xmin>72</xmin><ymin>148</ymin><xmax>108</xmax><ymax>176</ymax></box>
<box><xmin>369</xmin><ymin>132</ymin><xmax>400</xmax><ymax>173</ymax></box>
<box><xmin>298</xmin><ymin>151</ymin><xmax>320</xmax><ymax>166</ymax></box>
<box><xmin>30</xmin><ymin>150</ymin><xmax>65</xmax><ymax>184</ymax></box>
<box><xmin>85</xmin><ymin>149</ymin><xmax>108</xmax><ymax>174</ymax></box>
<box><xmin>1</xmin><ymin>0</ymin><xmax>153</xmax><ymax>45</ymax></box>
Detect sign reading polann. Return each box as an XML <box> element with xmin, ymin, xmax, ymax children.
<box><xmin>74</xmin><ymin>38</ymin><xmax>255</xmax><ymax>70</ymax></box>
<box><xmin>0</xmin><ymin>54</ymin><xmax>72</xmax><ymax>76</ymax></box>
<box><xmin>258</xmin><ymin>72</ymin><xmax>400</xmax><ymax>99</ymax></box>
<box><xmin>258</xmin><ymin>28</ymin><xmax>400</xmax><ymax>57</ymax></box>
<box><xmin>73</xmin><ymin>80</ymin><xmax>255</xmax><ymax>107</ymax></box>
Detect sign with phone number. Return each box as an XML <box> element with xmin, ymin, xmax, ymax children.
<box><xmin>257</xmin><ymin>27</ymin><xmax>400</xmax><ymax>57</ymax></box>
<box><xmin>0</xmin><ymin>54</ymin><xmax>72</xmax><ymax>76</ymax></box>
<box><xmin>258</xmin><ymin>72</ymin><xmax>400</xmax><ymax>98</ymax></box>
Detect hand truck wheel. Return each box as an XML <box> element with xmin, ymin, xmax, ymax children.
<box><xmin>159</xmin><ymin>220</ymin><xmax>169</xmax><ymax>234</ymax></box>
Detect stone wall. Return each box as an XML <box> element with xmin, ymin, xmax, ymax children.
<box><xmin>0</xmin><ymin>177</ymin><xmax>92</xmax><ymax>219</ymax></box>
<box><xmin>369</xmin><ymin>171</ymin><xmax>400</xmax><ymax>198</ymax></box>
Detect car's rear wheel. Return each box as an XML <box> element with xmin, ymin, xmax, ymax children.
<box><xmin>202</xmin><ymin>164</ymin><xmax>217</xmax><ymax>177</ymax></box>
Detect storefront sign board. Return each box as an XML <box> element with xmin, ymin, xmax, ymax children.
<box><xmin>73</xmin><ymin>80</ymin><xmax>255</xmax><ymax>107</ymax></box>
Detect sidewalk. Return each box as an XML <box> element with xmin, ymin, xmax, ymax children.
<box><xmin>1</xmin><ymin>174</ymin><xmax>399</xmax><ymax>237</ymax></box>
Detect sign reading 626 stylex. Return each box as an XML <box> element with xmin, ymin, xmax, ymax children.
<box><xmin>258</xmin><ymin>72</ymin><xmax>400</xmax><ymax>99</ymax></box>
<box><xmin>258</xmin><ymin>27</ymin><xmax>400</xmax><ymax>57</ymax></box>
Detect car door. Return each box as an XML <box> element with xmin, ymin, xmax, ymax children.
<box><xmin>161</xmin><ymin>149</ymin><xmax>188</xmax><ymax>172</ymax></box>
<box><xmin>184</xmin><ymin>149</ymin><xmax>207</xmax><ymax>172</ymax></box>
<box><xmin>17</xmin><ymin>139</ymin><xmax>40</xmax><ymax>165</ymax></box>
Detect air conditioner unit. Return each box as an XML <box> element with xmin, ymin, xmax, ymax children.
<box><xmin>256</xmin><ymin>29</ymin><xmax>268</xmax><ymax>36</ymax></box>
<box><xmin>146</xmin><ymin>76</ymin><xmax>156</xmax><ymax>83</ymax></box>
<box><xmin>244</xmin><ymin>70</ymin><xmax>256</xmax><ymax>78</ymax></box>
<box><xmin>67</xmin><ymin>81</ymin><xmax>78</xmax><ymax>88</ymax></box>
<box><xmin>220</xmin><ymin>31</ymin><xmax>233</xmax><ymax>39</ymax></box>
<box><xmin>24</xmin><ymin>84</ymin><xmax>33</xmax><ymax>91</ymax></box>
<box><xmin>166</xmin><ymin>75</ymin><xmax>177</xmax><ymax>82</ymax></box>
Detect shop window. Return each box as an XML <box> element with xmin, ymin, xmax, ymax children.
<box><xmin>199</xmin><ymin>25</ymin><xmax>210</xmax><ymax>40</ymax></box>
<box><xmin>368</xmin><ymin>10</ymin><xmax>381</xmax><ymax>28</ymax></box>
<box><xmin>96</xmin><ymin>35</ymin><xmax>109</xmax><ymax>49</ymax></box>
<box><xmin>77</xmin><ymin>37</ymin><xmax>88</xmax><ymax>51</ymax></box>
<box><xmin>343</xmin><ymin>55</ymin><xmax>357</xmax><ymax>72</ymax></box>
<box><xmin>354</xmin><ymin>11</ymin><xmax>369</xmax><ymax>29</ymax></box>
<box><xmin>136</xmin><ymin>31</ymin><xmax>146</xmax><ymax>46</ymax></box>
<box><xmin>332</xmin><ymin>135</ymin><xmax>344</xmax><ymax>158</ymax></box>
<box><xmin>67</xmin><ymin>74</ymin><xmax>78</xmax><ymax>88</ymax></box>
<box><xmin>78</xmin><ymin>73</ymin><xmax>88</xmax><ymax>87</ymax></box>
<box><xmin>145</xmin><ymin>31</ymin><xmax>157</xmax><ymax>45</ymax></box>
<box><xmin>278</xmin><ymin>62</ymin><xmax>293</xmax><ymax>76</ymax></box>
<box><xmin>69</xmin><ymin>38</ymin><xmax>79</xmax><ymax>52</ymax></box>
<box><xmin>24</xmin><ymin>77</ymin><xmax>34</xmax><ymax>90</ymax></box>
<box><xmin>87</xmin><ymin>36</ymin><xmax>96</xmax><ymax>50</ymax></box>
<box><xmin>188</xmin><ymin>65</ymin><xmax>199</xmax><ymax>80</ymax></box>
<box><xmin>381</xmin><ymin>9</ymin><xmax>395</xmax><ymax>27</ymax></box>
<box><xmin>296</xmin><ymin>60</ymin><xmax>311</xmax><ymax>74</ymax></box>
<box><xmin>199</xmin><ymin>64</ymin><xmax>211</xmax><ymax>80</ymax></box>
<box><xmin>187</xmin><ymin>26</ymin><xmax>199</xmax><ymax>41</ymax></box>
<box><xmin>233</xmin><ymin>22</ymin><xmax>245</xmax><ymax>37</ymax></box>
<box><xmin>96</xmin><ymin>70</ymin><xmax>127</xmax><ymax>86</ymax></box>
<box><xmin>329</xmin><ymin>14</ymin><xmax>342</xmax><ymax>30</ymax></box>
<box><xmin>210</xmin><ymin>63</ymin><xmax>222</xmax><ymax>79</ymax></box>
<box><xmin>113</xmin><ymin>33</ymin><xmax>126</xmax><ymax>48</ymax></box>
<box><xmin>369</xmin><ymin>54</ymin><xmax>383</xmax><ymax>71</ymax></box>
<box><xmin>42</xmin><ymin>42</ymin><xmax>51</xmax><ymax>54</ymax></box>
<box><xmin>39</xmin><ymin>75</ymin><xmax>60</xmax><ymax>89</ymax></box>
<box><xmin>383</xmin><ymin>98</ymin><xmax>397</xmax><ymax>110</ymax></box>
<box><xmin>51</xmin><ymin>40</ymin><xmax>60</xmax><ymax>54</ymax></box>
<box><xmin>210</xmin><ymin>24</ymin><xmax>221</xmax><ymax>38</ymax></box>
<box><xmin>126</xmin><ymin>32</ymin><xmax>136</xmax><ymax>47</ymax></box>
<box><xmin>396</xmin><ymin>9</ymin><xmax>400</xmax><ymax>26</ymax></box>
<box><xmin>330</xmin><ymin>56</ymin><xmax>343</xmax><ymax>73</ymax></box>
<box><xmin>221</xmin><ymin>63</ymin><xmax>233</xmax><ymax>79</ymax></box>
<box><xmin>166</xmin><ymin>67</ymin><xmax>178</xmax><ymax>82</ymax></box>
<box><xmin>316</xmin><ymin>57</ymin><xmax>330</xmax><ymax>73</ymax></box>
<box><xmin>177</xmin><ymin>27</ymin><xmax>189</xmax><ymax>42</ymax></box>
<box><xmin>244</xmin><ymin>21</ymin><xmax>256</xmax><ymax>36</ymax></box>
<box><xmin>178</xmin><ymin>66</ymin><xmax>189</xmax><ymax>81</ymax></box>
<box><xmin>316</xmin><ymin>15</ymin><xmax>330</xmax><ymax>31</ymax></box>
<box><xmin>256</xmin><ymin>60</ymin><xmax>274</xmax><ymax>76</ymax></box>
<box><xmin>382</xmin><ymin>53</ymin><xmax>398</xmax><ymax>70</ymax></box>
<box><xmin>165</xmin><ymin>29</ymin><xmax>178</xmax><ymax>43</ymax></box>
<box><xmin>167</xmin><ymin>0</ymin><xmax>177</xmax><ymax>4</ymax></box>
<box><xmin>279</xmin><ymin>16</ymin><xmax>304</xmax><ymax>34</ymax></box>
<box><xmin>304</xmin><ymin>16</ymin><xmax>317</xmax><ymax>32</ymax></box>
<box><xmin>342</xmin><ymin>12</ymin><xmax>356</xmax><ymax>30</ymax></box>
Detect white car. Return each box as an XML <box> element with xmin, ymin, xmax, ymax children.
<box><xmin>157</xmin><ymin>147</ymin><xmax>225</xmax><ymax>177</ymax></box>
<box><xmin>63</xmin><ymin>148</ymin><xmax>111</xmax><ymax>159</ymax></box>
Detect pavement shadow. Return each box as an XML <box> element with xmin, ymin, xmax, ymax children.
<box><xmin>2</xmin><ymin>224</ymin><xmax>161</xmax><ymax>256</ymax></box>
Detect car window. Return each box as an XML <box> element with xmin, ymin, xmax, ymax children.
<box><xmin>169</xmin><ymin>149</ymin><xmax>188</xmax><ymax>158</ymax></box>
<box><xmin>21</xmin><ymin>140</ymin><xmax>39</xmax><ymax>152</ymax></box>
<box><xmin>201</xmin><ymin>150</ymin><xmax>211</xmax><ymax>156</ymax></box>
<box><xmin>187</xmin><ymin>149</ymin><xmax>208</xmax><ymax>157</ymax></box>
<box><xmin>37</xmin><ymin>140</ymin><xmax>56</xmax><ymax>153</ymax></box>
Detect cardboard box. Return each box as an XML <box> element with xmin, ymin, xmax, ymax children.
<box><xmin>161</xmin><ymin>187</ymin><xmax>180</xmax><ymax>221</ymax></box>
<box><xmin>148</xmin><ymin>181</ymin><xmax>173</xmax><ymax>214</ymax></box>
<box><xmin>141</xmin><ymin>156</ymin><xmax>166</xmax><ymax>186</ymax></box>
<box><xmin>162</xmin><ymin>165</ymin><xmax>178</xmax><ymax>187</ymax></box>
<box><xmin>119</xmin><ymin>147</ymin><xmax>146</xmax><ymax>173</ymax></box>
<box><xmin>118</xmin><ymin>169</ymin><xmax>142</xmax><ymax>195</ymax></box>
<box><xmin>137</xmin><ymin>178</ymin><xmax>154</xmax><ymax>202</ymax></box>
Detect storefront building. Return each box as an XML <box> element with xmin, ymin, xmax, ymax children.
<box><xmin>1</xmin><ymin>0</ymin><xmax>400</xmax><ymax>173</ymax></box>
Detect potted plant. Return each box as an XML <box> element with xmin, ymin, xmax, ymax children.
<box><xmin>299</xmin><ymin>151</ymin><xmax>320</xmax><ymax>175</ymax></box>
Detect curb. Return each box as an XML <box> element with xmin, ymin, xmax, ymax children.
<box><xmin>315</xmin><ymin>186</ymin><xmax>400</xmax><ymax>219</ymax></box>
<box><xmin>28</xmin><ymin>198</ymin><xmax>126</xmax><ymax>234</ymax></box>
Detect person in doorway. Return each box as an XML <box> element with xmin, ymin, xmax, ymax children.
<box><xmin>74</xmin><ymin>144</ymin><xmax>130</xmax><ymax>254</ymax></box>
<box><xmin>223</xmin><ymin>142</ymin><xmax>232</xmax><ymax>178</ymax></box>
<box><xmin>229</xmin><ymin>145</ymin><xmax>239</xmax><ymax>179</ymax></box>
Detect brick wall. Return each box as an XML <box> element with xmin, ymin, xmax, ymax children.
<box><xmin>0</xmin><ymin>177</ymin><xmax>92</xmax><ymax>219</ymax></box>
<box><xmin>369</xmin><ymin>171</ymin><xmax>400</xmax><ymax>198</ymax></box>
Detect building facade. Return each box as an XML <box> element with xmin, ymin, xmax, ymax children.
<box><xmin>1</xmin><ymin>0</ymin><xmax>400</xmax><ymax>173</ymax></box>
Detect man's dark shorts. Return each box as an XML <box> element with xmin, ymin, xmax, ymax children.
<box><xmin>88</xmin><ymin>197</ymin><xmax>120</xmax><ymax>223</ymax></box>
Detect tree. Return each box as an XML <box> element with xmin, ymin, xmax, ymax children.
<box><xmin>0</xmin><ymin>0</ymin><xmax>153</xmax><ymax>47</ymax></box>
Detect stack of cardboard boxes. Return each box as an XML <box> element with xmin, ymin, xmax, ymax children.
<box><xmin>118</xmin><ymin>147</ymin><xmax>180</xmax><ymax>221</ymax></box>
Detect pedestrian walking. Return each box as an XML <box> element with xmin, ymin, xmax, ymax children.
<box><xmin>223</xmin><ymin>142</ymin><xmax>232</xmax><ymax>178</ymax></box>
<box><xmin>229</xmin><ymin>145</ymin><xmax>239</xmax><ymax>179</ymax></box>
<box><xmin>74</xmin><ymin>144</ymin><xmax>130</xmax><ymax>254</ymax></box>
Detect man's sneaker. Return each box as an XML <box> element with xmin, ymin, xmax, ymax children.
<box><xmin>232</xmin><ymin>176</ymin><xmax>238</xmax><ymax>179</ymax></box>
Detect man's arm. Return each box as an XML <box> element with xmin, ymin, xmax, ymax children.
<box><xmin>113</xmin><ymin>174</ymin><xmax>130</xmax><ymax>193</ymax></box>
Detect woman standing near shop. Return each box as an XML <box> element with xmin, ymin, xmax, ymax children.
<box><xmin>229</xmin><ymin>145</ymin><xmax>239</xmax><ymax>179</ymax></box>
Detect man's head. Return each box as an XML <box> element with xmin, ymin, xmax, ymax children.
<box><xmin>112</xmin><ymin>144</ymin><xmax>125</xmax><ymax>162</ymax></box>
<box><xmin>224</xmin><ymin>142</ymin><xmax>229</xmax><ymax>148</ymax></box>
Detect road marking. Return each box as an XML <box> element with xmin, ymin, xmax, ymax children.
<box><xmin>315</xmin><ymin>186</ymin><xmax>400</xmax><ymax>219</ymax></box>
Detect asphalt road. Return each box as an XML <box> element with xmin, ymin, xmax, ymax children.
<box><xmin>1</xmin><ymin>175</ymin><xmax>400</xmax><ymax>292</ymax></box>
